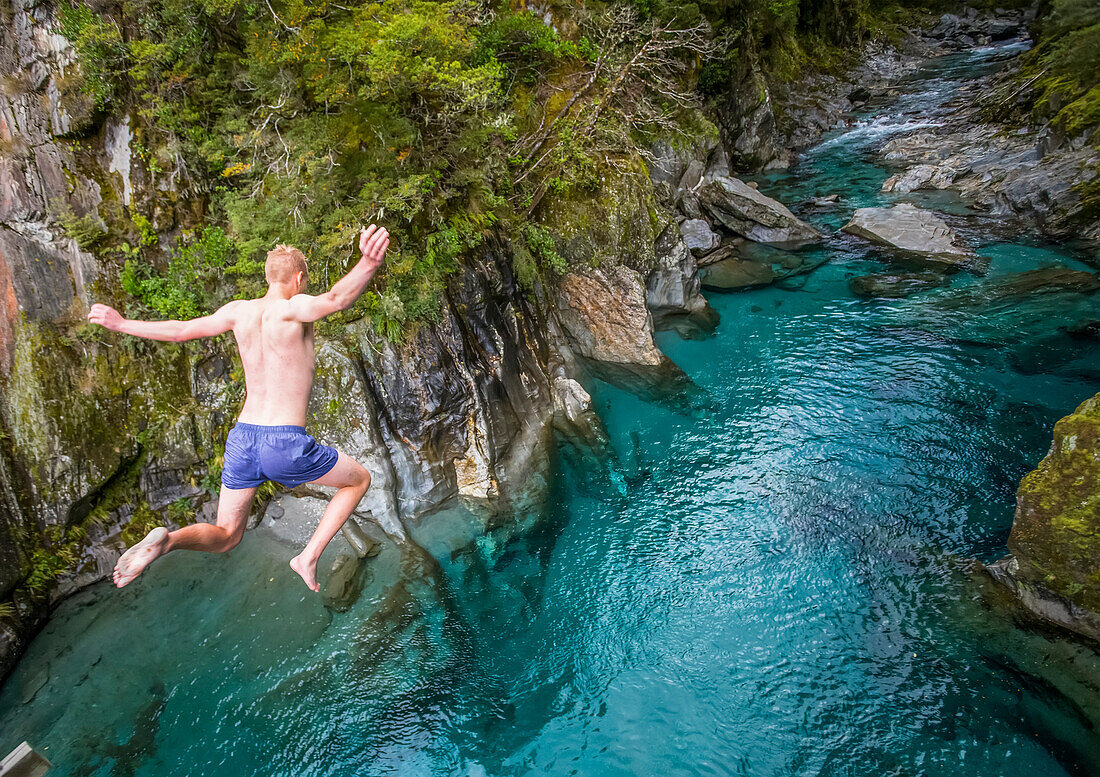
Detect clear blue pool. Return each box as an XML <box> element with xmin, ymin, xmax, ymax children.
<box><xmin>3</xmin><ymin>42</ymin><xmax>1100</xmax><ymax>776</ymax></box>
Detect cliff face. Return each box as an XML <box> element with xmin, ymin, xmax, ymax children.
<box><xmin>0</xmin><ymin>1</ymin><xmax>721</xmax><ymax>676</ymax></box>
<box><xmin>989</xmin><ymin>393</ymin><xmax>1100</xmax><ymax>642</ymax></box>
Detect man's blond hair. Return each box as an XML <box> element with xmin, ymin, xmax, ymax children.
<box><xmin>266</xmin><ymin>244</ymin><xmax>308</xmax><ymax>286</ymax></box>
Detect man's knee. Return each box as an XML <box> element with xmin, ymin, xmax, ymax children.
<box><xmin>220</xmin><ymin>527</ymin><xmax>244</xmax><ymax>553</ymax></box>
<box><xmin>353</xmin><ymin>463</ymin><xmax>371</xmax><ymax>492</ymax></box>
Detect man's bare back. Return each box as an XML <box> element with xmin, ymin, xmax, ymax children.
<box><xmin>87</xmin><ymin>226</ymin><xmax>390</xmax><ymax>591</ymax></box>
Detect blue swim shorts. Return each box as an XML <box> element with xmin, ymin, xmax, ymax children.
<box><xmin>221</xmin><ymin>422</ymin><xmax>339</xmax><ymax>490</ymax></box>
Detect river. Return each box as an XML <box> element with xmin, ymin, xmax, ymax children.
<box><xmin>2</xmin><ymin>41</ymin><xmax>1100</xmax><ymax>777</ymax></box>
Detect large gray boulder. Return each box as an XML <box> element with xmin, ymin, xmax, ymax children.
<box><xmin>842</xmin><ymin>203</ymin><xmax>972</xmax><ymax>266</ymax></box>
<box><xmin>881</xmin><ymin>164</ymin><xmax>958</xmax><ymax>193</ymax></box>
<box><xmin>700</xmin><ymin>175</ymin><xmax>822</xmax><ymax>245</ymax></box>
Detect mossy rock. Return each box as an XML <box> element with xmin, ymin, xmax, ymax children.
<box><xmin>1009</xmin><ymin>392</ymin><xmax>1100</xmax><ymax>612</ymax></box>
<box><xmin>536</xmin><ymin>155</ymin><xmax>661</xmax><ymax>273</ymax></box>
<box><xmin>4</xmin><ymin>318</ymin><xmax>202</xmax><ymax>522</ymax></box>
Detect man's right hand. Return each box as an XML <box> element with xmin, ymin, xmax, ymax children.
<box><xmin>358</xmin><ymin>224</ymin><xmax>389</xmax><ymax>268</ymax></box>
<box><xmin>87</xmin><ymin>303</ymin><xmax>124</xmax><ymax>331</ymax></box>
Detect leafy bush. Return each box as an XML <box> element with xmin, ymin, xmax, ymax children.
<box><xmin>1020</xmin><ymin>0</ymin><xmax>1100</xmax><ymax>140</ymax></box>
<box><xmin>56</xmin><ymin>208</ymin><xmax>108</xmax><ymax>250</ymax></box>
<box><xmin>122</xmin><ymin>227</ymin><xmax>261</xmax><ymax>319</ymax></box>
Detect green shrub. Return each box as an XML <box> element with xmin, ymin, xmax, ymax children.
<box><xmin>56</xmin><ymin>208</ymin><xmax>108</xmax><ymax>250</ymax></box>
<box><xmin>121</xmin><ymin>226</ymin><xmax>260</xmax><ymax>319</ymax></box>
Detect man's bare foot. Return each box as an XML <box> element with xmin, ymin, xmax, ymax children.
<box><xmin>289</xmin><ymin>553</ymin><xmax>320</xmax><ymax>592</ymax></box>
<box><xmin>113</xmin><ymin>527</ymin><xmax>169</xmax><ymax>588</ymax></box>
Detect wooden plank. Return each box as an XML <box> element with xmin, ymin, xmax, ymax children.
<box><xmin>0</xmin><ymin>742</ymin><xmax>51</xmax><ymax>777</ymax></box>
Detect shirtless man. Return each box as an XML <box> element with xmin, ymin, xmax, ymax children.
<box><xmin>86</xmin><ymin>225</ymin><xmax>390</xmax><ymax>592</ymax></box>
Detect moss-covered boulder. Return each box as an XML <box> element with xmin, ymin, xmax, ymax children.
<box><xmin>989</xmin><ymin>393</ymin><xmax>1100</xmax><ymax>641</ymax></box>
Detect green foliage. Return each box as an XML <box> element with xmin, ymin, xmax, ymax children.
<box><xmin>57</xmin><ymin>0</ymin><xmax>932</xmax><ymax>336</ymax></box>
<box><xmin>120</xmin><ymin>503</ymin><xmax>163</xmax><ymax>546</ymax></box>
<box><xmin>523</xmin><ymin>224</ymin><xmax>568</xmax><ymax>275</ymax></box>
<box><xmin>25</xmin><ymin>526</ymin><xmax>82</xmax><ymax>592</ymax></box>
<box><xmin>130</xmin><ymin>208</ymin><xmax>158</xmax><ymax>247</ymax></box>
<box><xmin>59</xmin><ymin>1</ymin><xmax>128</xmax><ymax>108</ymax></box>
<box><xmin>1016</xmin><ymin>0</ymin><xmax>1100</xmax><ymax>141</ymax></box>
<box><xmin>56</xmin><ymin>208</ymin><xmax>108</xmax><ymax>250</ymax></box>
<box><xmin>167</xmin><ymin>497</ymin><xmax>197</xmax><ymax>523</ymax></box>
<box><xmin>121</xmin><ymin>226</ymin><xmax>259</xmax><ymax>319</ymax></box>
<box><xmin>475</xmin><ymin>9</ymin><xmax>591</xmax><ymax>84</ymax></box>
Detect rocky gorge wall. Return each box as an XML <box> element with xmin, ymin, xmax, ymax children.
<box><xmin>988</xmin><ymin>393</ymin><xmax>1100</xmax><ymax>643</ymax></box>
<box><xmin>0</xmin><ymin>0</ymin><xmax>725</xmax><ymax>677</ymax></box>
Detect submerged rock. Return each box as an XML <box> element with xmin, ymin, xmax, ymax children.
<box><xmin>701</xmin><ymin>257</ymin><xmax>776</xmax><ymax>290</ymax></box>
<box><xmin>700</xmin><ymin>243</ymin><xmax>825</xmax><ymax>292</ymax></box>
<box><xmin>700</xmin><ymin>175</ymin><xmax>822</xmax><ymax>245</ymax></box>
<box><xmin>322</xmin><ymin>552</ymin><xmax>371</xmax><ymax>613</ymax></box>
<box><xmin>987</xmin><ymin>392</ymin><xmax>1100</xmax><ymax>643</ymax></box>
<box><xmin>1066</xmin><ymin>320</ymin><xmax>1100</xmax><ymax>340</ymax></box>
<box><xmin>935</xmin><ymin>267</ymin><xmax>1100</xmax><ymax>309</ymax></box>
<box><xmin>842</xmin><ymin>203</ymin><xmax>973</xmax><ymax>267</ymax></box>
<box><xmin>849</xmin><ymin>271</ymin><xmax>949</xmax><ymax>298</ymax></box>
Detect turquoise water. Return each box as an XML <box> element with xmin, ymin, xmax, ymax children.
<box><xmin>4</xmin><ymin>43</ymin><xmax>1100</xmax><ymax>776</ymax></box>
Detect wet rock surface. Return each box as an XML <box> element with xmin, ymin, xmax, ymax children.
<box><xmin>700</xmin><ymin>175</ymin><xmax>822</xmax><ymax>245</ymax></box>
<box><xmin>842</xmin><ymin>203</ymin><xmax>973</xmax><ymax>266</ymax></box>
<box><xmin>645</xmin><ymin>223</ymin><xmax>718</xmax><ymax>337</ymax></box>
<box><xmin>934</xmin><ymin>267</ymin><xmax>1100</xmax><ymax>309</ymax></box>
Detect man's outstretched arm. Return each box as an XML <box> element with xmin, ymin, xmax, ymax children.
<box><xmin>87</xmin><ymin>300</ymin><xmax>241</xmax><ymax>342</ymax></box>
<box><xmin>287</xmin><ymin>224</ymin><xmax>389</xmax><ymax>323</ymax></box>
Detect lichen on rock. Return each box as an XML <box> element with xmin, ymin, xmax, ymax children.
<box><xmin>988</xmin><ymin>393</ymin><xmax>1100</xmax><ymax>642</ymax></box>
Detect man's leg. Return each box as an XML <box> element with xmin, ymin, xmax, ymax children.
<box><xmin>113</xmin><ymin>484</ymin><xmax>258</xmax><ymax>588</ymax></box>
<box><xmin>289</xmin><ymin>451</ymin><xmax>371</xmax><ymax>592</ymax></box>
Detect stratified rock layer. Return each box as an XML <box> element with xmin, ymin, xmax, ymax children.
<box><xmin>700</xmin><ymin>175</ymin><xmax>822</xmax><ymax>245</ymax></box>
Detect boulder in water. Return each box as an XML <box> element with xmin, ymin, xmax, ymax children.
<box><xmin>322</xmin><ymin>552</ymin><xmax>371</xmax><ymax>613</ymax></box>
<box><xmin>340</xmin><ymin>517</ymin><xmax>382</xmax><ymax>559</ymax></box>
<box><xmin>849</xmin><ymin>271</ymin><xmax>949</xmax><ymax>299</ymax></box>
<box><xmin>700</xmin><ymin>243</ymin><xmax>824</xmax><ymax>292</ymax></box>
<box><xmin>700</xmin><ymin>174</ymin><xmax>822</xmax><ymax>245</ymax></box>
<box><xmin>700</xmin><ymin>257</ymin><xmax>776</xmax><ymax>290</ymax></box>
<box><xmin>810</xmin><ymin>194</ymin><xmax>840</xmax><ymax>208</ymax></box>
<box><xmin>987</xmin><ymin>392</ymin><xmax>1100</xmax><ymax>642</ymax></box>
<box><xmin>842</xmin><ymin>203</ymin><xmax>973</xmax><ymax>267</ymax></box>
<box><xmin>646</xmin><ymin>223</ymin><xmax>718</xmax><ymax>336</ymax></box>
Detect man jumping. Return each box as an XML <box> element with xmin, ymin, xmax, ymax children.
<box><xmin>87</xmin><ymin>225</ymin><xmax>390</xmax><ymax>592</ymax></box>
